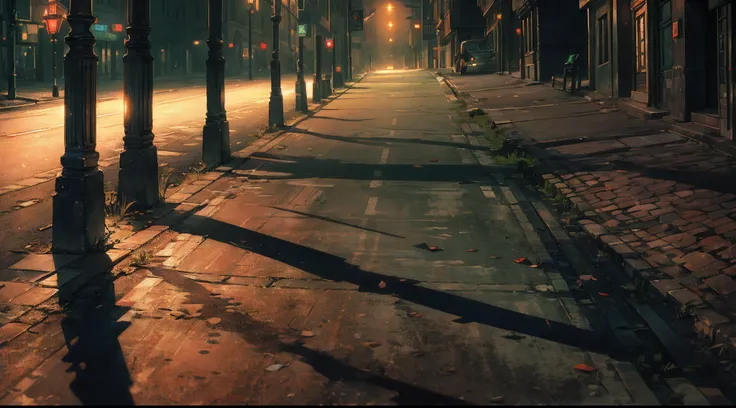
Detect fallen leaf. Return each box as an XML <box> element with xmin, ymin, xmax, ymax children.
<box><xmin>489</xmin><ymin>255</ymin><xmax>500</xmax><ymax>259</ymax></box>
<box><xmin>414</xmin><ymin>243</ymin><xmax>444</xmax><ymax>252</ymax></box>
<box><xmin>300</xmin><ymin>330</ymin><xmax>316</xmax><ymax>338</ymax></box>
<box><xmin>530</xmin><ymin>264</ymin><xmax>540</xmax><ymax>268</ymax></box>
<box><xmin>265</xmin><ymin>363</ymin><xmax>285</xmax><ymax>372</ymax></box>
<box><xmin>578</xmin><ymin>275</ymin><xmax>597</xmax><ymax>281</ymax></box>
<box><xmin>399</xmin><ymin>279</ymin><xmax>407</xmax><ymax>282</ymax></box>
<box><xmin>409</xmin><ymin>311</ymin><xmax>423</xmax><ymax>318</ymax></box>
<box><xmin>38</xmin><ymin>224</ymin><xmax>52</xmax><ymax>231</ymax></box>
<box><xmin>357</xmin><ymin>313</ymin><xmax>366</xmax><ymax>318</ymax></box>
<box><xmin>574</xmin><ymin>364</ymin><xmax>597</xmax><ymax>372</ymax></box>
<box><xmin>514</xmin><ymin>257</ymin><xmax>528</xmax><ymax>264</ymax></box>
<box><xmin>467</xmin><ymin>248</ymin><xmax>479</xmax><ymax>253</ymax></box>
<box><xmin>413</xmin><ymin>165</ymin><xmax>422</xmax><ymax>168</ymax></box>
<box><xmin>439</xmin><ymin>366</ymin><xmax>456</xmax><ymax>375</ymax></box>
<box><xmin>412</xmin><ymin>351</ymin><xmax>425</xmax><ymax>357</ymax></box>
<box><xmin>378</xmin><ymin>281</ymin><xmax>387</xmax><ymax>289</ymax></box>
<box><xmin>428</xmin><ymin>245</ymin><xmax>441</xmax><ymax>252</ymax></box>
<box><xmin>430</xmin><ymin>158</ymin><xmax>439</xmax><ymax>163</ymax></box>
<box><xmin>287</xmin><ymin>394</ymin><xmax>295</xmax><ymax>398</ymax></box>
<box><xmin>598</xmin><ymin>292</ymin><xmax>610</xmax><ymax>297</ymax></box>
<box><xmin>545</xmin><ymin>320</ymin><xmax>551</xmax><ymax>328</ymax></box>
<box><xmin>207</xmin><ymin>317</ymin><xmax>222</xmax><ymax>325</ymax></box>
<box><xmin>362</xmin><ymin>341</ymin><xmax>382</xmax><ymax>348</ymax></box>
<box><xmin>490</xmin><ymin>396</ymin><xmax>504</xmax><ymax>403</ymax></box>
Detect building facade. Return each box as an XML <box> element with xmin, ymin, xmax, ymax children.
<box><xmin>434</xmin><ymin>0</ymin><xmax>485</xmax><ymax>70</ymax></box>
<box><xmin>516</xmin><ymin>0</ymin><xmax>587</xmax><ymax>82</ymax></box>
<box><xmin>478</xmin><ymin>0</ymin><xmax>520</xmax><ymax>73</ymax></box>
<box><xmin>581</xmin><ymin>0</ymin><xmax>734</xmax><ymax>140</ymax></box>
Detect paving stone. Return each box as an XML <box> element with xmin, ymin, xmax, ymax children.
<box><xmin>700</xmin><ymin>236</ymin><xmax>731</xmax><ymax>253</ymax></box>
<box><xmin>8</xmin><ymin>286</ymin><xmax>57</xmax><ymax>306</ymax></box>
<box><xmin>669</xmin><ymin>288</ymin><xmax>703</xmax><ymax>307</ymax></box>
<box><xmin>722</xmin><ymin>266</ymin><xmax>736</xmax><ymax>277</ymax></box>
<box><xmin>0</xmin><ymin>322</ymin><xmax>31</xmax><ymax>345</ymax></box>
<box><xmin>681</xmin><ymin>210</ymin><xmax>706</xmax><ymax>220</ymax></box>
<box><xmin>8</xmin><ymin>254</ymin><xmax>81</xmax><ymax>273</ymax></box>
<box><xmin>114</xmin><ymin>226</ymin><xmax>168</xmax><ymax>250</ymax></box>
<box><xmin>682</xmin><ymin>251</ymin><xmax>728</xmax><ymax>278</ymax></box>
<box><xmin>0</xmin><ymin>282</ymin><xmax>32</xmax><ymax>302</ymax></box>
<box><xmin>38</xmin><ymin>269</ymin><xmax>83</xmax><ymax>288</ymax></box>
<box><xmin>715</xmin><ymin>222</ymin><xmax>736</xmax><ymax>235</ymax></box>
<box><xmin>693</xmin><ymin>308</ymin><xmax>731</xmax><ymax>329</ymax></box>
<box><xmin>704</xmin><ymin>274</ymin><xmax>736</xmax><ymax>296</ymax></box>
<box><xmin>663</xmin><ymin>233</ymin><xmax>697</xmax><ymax>249</ymax></box>
<box><xmin>0</xmin><ymin>269</ymin><xmax>49</xmax><ymax>283</ymax></box>
<box><xmin>651</xmin><ymin>279</ymin><xmax>684</xmax><ymax>297</ymax></box>
<box><xmin>610</xmin><ymin>243</ymin><xmax>637</xmax><ymax>259</ymax></box>
<box><xmin>581</xmin><ymin>222</ymin><xmax>607</xmax><ymax>238</ymax></box>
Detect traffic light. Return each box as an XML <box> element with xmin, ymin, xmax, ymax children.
<box><xmin>260</xmin><ymin>42</ymin><xmax>267</xmax><ymax>50</ymax></box>
<box><xmin>326</xmin><ymin>39</ymin><xmax>333</xmax><ymax>49</ymax></box>
<box><xmin>349</xmin><ymin>10</ymin><xmax>364</xmax><ymax>32</ymax></box>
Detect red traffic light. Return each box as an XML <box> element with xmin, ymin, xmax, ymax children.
<box><xmin>516</xmin><ymin>28</ymin><xmax>522</xmax><ymax>35</ymax></box>
<box><xmin>326</xmin><ymin>39</ymin><xmax>333</xmax><ymax>49</ymax></box>
<box><xmin>260</xmin><ymin>42</ymin><xmax>267</xmax><ymax>50</ymax></box>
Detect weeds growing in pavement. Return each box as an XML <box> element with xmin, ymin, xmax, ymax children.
<box><xmin>104</xmin><ymin>190</ymin><xmax>136</xmax><ymax>226</ymax></box>
<box><xmin>130</xmin><ymin>250</ymin><xmax>153</xmax><ymax>267</ymax></box>
<box><xmin>93</xmin><ymin>225</ymin><xmax>119</xmax><ymax>252</ymax></box>
<box><xmin>183</xmin><ymin>162</ymin><xmax>208</xmax><ymax>184</ymax></box>
<box><xmin>159</xmin><ymin>167</ymin><xmax>174</xmax><ymax>202</ymax></box>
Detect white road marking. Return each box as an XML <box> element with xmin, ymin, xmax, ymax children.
<box><xmin>480</xmin><ymin>185</ymin><xmax>497</xmax><ymax>199</ymax></box>
<box><xmin>4</xmin><ymin>127</ymin><xmax>54</xmax><ymax>137</ymax></box>
<box><xmin>365</xmin><ymin>197</ymin><xmax>378</xmax><ymax>215</ymax></box>
<box><xmin>380</xmin><ymin>148</ymin><xmax>390</xmax><ymax>164</ymax></box>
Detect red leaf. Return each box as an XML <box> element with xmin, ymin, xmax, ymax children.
<box><xmin>428</xmin><ymin>245</ymin><xmax>441</xmax><ymax>252</ymax></box>
<box><xmin>574</xmin><ymin>364</ymin><xmax>597</xmax><ymax>372</ymax></box>
<box><xmin>378</xmin><ymin>281</ymin><xmax>387</xmax><ymax>289</ymax></box>
<box><xmin>598</xmin><ymin>292</ymin><xmax>609</xmax><ymax>297</ymax></box>
<box><xmin>467</xmin><ymin>248</ymin><xmax>479</xmax><ymax>253</ymax></box>
<box><xmin>413</xmin><ymin>164</ymin><xmax>422</xmax><ymax>168</ymax></box>
<box><xmin>514</xmin><ymin>257</ymin><xmax>528</xmax><ymax>264</ymax></box>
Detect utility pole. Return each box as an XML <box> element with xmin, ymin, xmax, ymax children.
<box><xmin>347</xmin><ymin>0</ymin><xmax>352</xmax><ymax>82</ymax></box>
<box><xmin>295</xmin><ymin>5</ymin><xmax>307</xmax><ymax>112</ymax></box>
<box><xmin>268</xmin><ymin>0</ymin><xmax>284</xmax><ymax>128</ymax></box>
<box><xmin>7</xmin><ymin>0</ymin><xmax>18</xmax><ymax>99</ymax></box>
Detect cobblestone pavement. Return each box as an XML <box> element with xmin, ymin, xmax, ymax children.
<box><xmin>445</xmin><ymin>71</ymin><xmax>736</xmax><ymax>375</ymax></box>
<box><xmin>0</xmin><ymin>69</ymin><xmax>731</xmax><ymax>405</ymax></box>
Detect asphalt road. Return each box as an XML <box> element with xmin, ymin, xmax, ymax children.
<box><xmin>0</xmin><ymin>74</ymin><xmax>313</xmax><ymax>270</ymax></box>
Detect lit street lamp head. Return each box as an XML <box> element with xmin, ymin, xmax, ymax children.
<box><xmin>43</xmin><ymin>0</ymin><xmax>64</xmax><ymax>36</ymax></box>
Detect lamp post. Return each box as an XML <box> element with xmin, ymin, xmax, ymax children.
<box><xmin>496</xmin><ymin>12</ymin><xmax>503</xmax><ymax>73</ymax></box>
<box><xmin>324</xmin><ymin>37</ymin><xmax>333</xmax><ymax>96</ymax></box>
<box><xmin>268</xmin><ymin>0</ymin><xmax>284</xmax><ymax>128</ymax></box>
<box><xmin>247</xmin><ymin>0</ymin><xmax>254</xmax><ymax>80</ymax></box>
<box><xmin>43</xmin><ymin>0</ymin><xmax>64</xmax><ymax>98</ymax></box>
<box><xmin>202</xmin><ymin>0</ymin><xmax>230</xmax><ymax>167</ymax></box>
<box><xmin>347</xmin><ymin>0</ymin><xmax>352</xmax><ymax>82</ymax></box>
<box><xmin>295</xmin><ymin>10</ymin><xmax>307</xmax><ymax>112</ymax></box>
<box><xmin>52</xmin><ymin>0</ymin><xmax>105</xmax><ymax>253</ymax></box>
<box><xmin>7</xmin><ymin>0</ymin><xmax>18</xmax><ymax>99</ymax></box>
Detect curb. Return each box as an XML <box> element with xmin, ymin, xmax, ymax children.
<box><xmin>445</xmin><ymin>77</ymin><xmax>736</xmax><ymax>367</ymax></box>
<box><xmin>1</xmin><ymin>71</ymin><xmax>369</xmax><ymax>308</ymax></box>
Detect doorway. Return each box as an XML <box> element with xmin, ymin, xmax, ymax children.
<box><xmin>632</xmin><ymin>2</ymin><xmax>648</xmax><ymax>103</ymax></box>
<box><xmin>655</xmin><ymin>0</ymin><xmax>672</xmax><ymax>109</ymax></box>
<box><xmin>716</xmin><ymin>4</ymin><xmax>733</xmax><ymax>139</ymax></box>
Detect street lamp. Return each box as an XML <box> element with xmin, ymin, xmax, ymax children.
<box><xmin>387</xmin><ymin>3</ymin><xmax>393</xmax><ymax>12</ymax></box>
<box><xmin>268</xmin><ymin>0</ymin><xmax>284</xmax><ymax>128</ymax></box>
<box><xmin>389</xmin><ymin>38</ymin><xmax>393</xmax><ymax>42</ymax></box>
<box><xmin>496</xmin><ymin>12</ymin><xmax>503</xmax><ymax>20</ymax></box>
<box><xmin>414</xmin><ymin>23</ymin><xmax>420</xmax><ymax>29</ymax></box>
<box><xmin>247</xmin><ymin>0</ymin><xmax>255</xmax><ymax>80</ymax></box>
<box><xmin>388</xmin><ymin>22</ymin><xmax>393</xmax><ymax>28</ymax></box>
<box><xmin>43</xmin><ymin>0</ymin><xmax>64</xmax><ymax>98</ymax></box>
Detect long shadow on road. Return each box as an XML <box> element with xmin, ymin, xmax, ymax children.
<box><xmin>173</xmin><ymin>215</ymin><xmax>622</xmax><ymax>359</ymax></box>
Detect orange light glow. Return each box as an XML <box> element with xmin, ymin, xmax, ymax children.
<box><xmin>193</xmin><ymin>40</ymin><xmax>200</xmax><ymax>45</ymax></box>
<box><xmin>228</xmin><ymin>42</ymin><xmax>234</xmax><ymax>48</ymax></box>
<box><xmin>414</xmin><ymin>23</ymin><xmax>420</xmax><ymax>29</ymax></box>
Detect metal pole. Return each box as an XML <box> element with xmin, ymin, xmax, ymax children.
<box><xmin>248</xmin><ymin>8</ymin><xmax>253</xmax><ymax>80</ymax></box>
<box><xmin>51</xmin><ymin>36</ymin><xmax>59</xmax><ymax>97</ymax></box>
<box><xmin>202</xmin><ymin>0</ymin><xmax>230</xmax><ymax>167</ymax></box>
<box><xmin>295</xmin><ymin>8</ymin><xmax>307</xmax><ymax>112</ymax></box>
<box><xmin>7</xmin><ymin>0</ymin><xmax>18</xmax><ymax>99</ymax></box>
<box><xmin>52</xmin><ymin>0</ymin><xmax>105</xmax><ymax>254</ymax></box>
<box><xmin>119</xmin><ymin>0</ymin><xmax>159</xmax><ymax>209</ymax></box>
<box><xmin>332</xmin><ymin>38</ymin><xmax>337</xmax><ymax>88</ymax></box>
<box><xmin>347</xmin><ymin>0</ymin><xmax>352</xmax><ymax>82</ymax></box>
<box><xmin>268</xmin><ymin>0</ymin><xmax>284</xmax><ymax>128</ymax></box>
<box><xmin>313</xmin><ymin>33</ymin><xmax>322</xmax><ymax>103</ymax></box>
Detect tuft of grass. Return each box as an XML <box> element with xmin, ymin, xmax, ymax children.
<box><xmin>183</xmin><ymin>162</ymin><xmax>208</xmax><ymax>184</ymax></box>
<box><xmin>159</xmin><ymin>167</ymin><xmax>174</xmax><ymax>202</ymax></box>
<box><xmin>93</xmin><ymin>226</ymin><xmax>119</xmax><ymax>252</ymax></box>
<box><xmin>130</xmin><ymin>250</ymin><xmax>153</xmax><ymax>267</ymax></box>
<box><xmin>493</xmin><ymin>150</ymin><xmax>537</xmax><ymax>167</ymax></box>
<box><xmin>105</xmin><ymin>191</ymin><xmax>136</xmax><ymax>225</ymax></box>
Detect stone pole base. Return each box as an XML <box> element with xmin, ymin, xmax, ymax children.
<box><xmin>312</xmin><ymin>74</ymin><xmax>321</xmax><ymax>103</ymax></box>
<box><xmin>202</xmin><ymin>120</ymin><xmax>230</xmax><ymax>168</ymax></box>
<box><xmin>269</xmin><ymin>96</ymin><xmax>285</xmax><ymax>128</ymax></box>
<box><xmin>323</xmin><ymin>74</ymin><xmax>333</xmax><ymax>96</ymax></box>
<box><xmin>118</xmin><ymin>145</ymin><xmax>160</xmax><ymax>209</ymax></box>
<box><xmin>52</xmin><ymin>170</ymin><xmax>106</xmax><ymax>254</ymax></box>
<box><xmin>295</xmin><ymin>77</ymin><xmax>308</xmax><ymax>112</ymax></box>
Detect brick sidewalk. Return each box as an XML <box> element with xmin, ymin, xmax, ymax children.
<box><xmin>445</xmin><ymin>72</ymin><xmax>736</xmax><ymax>360</ymax></box>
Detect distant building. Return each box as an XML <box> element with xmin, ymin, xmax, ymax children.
<box><xmin>478</xmin><ymin>0</ymin><xmax>520</xmax><ymax>73</ymax></box>
<box><xmin>515</xmin><ymin>0</ymin><xmax>587</xmax><ymax>82</ymax></box>
<box><xmin>433</xmin><ymin>0</ymin><xmax>485</xmax><ymax>70</ymax></box>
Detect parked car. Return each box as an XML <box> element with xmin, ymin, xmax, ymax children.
<box><xmin>455</xmin><ymin>40</ymin><xmax>496</xmax><ymax>75</ymax></box>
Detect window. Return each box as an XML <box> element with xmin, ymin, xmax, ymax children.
<box><xmin>635</xmin><ymin>9</ymin><xmax>647</xmax><ymax>72</ymax></box>
<box><xmin>659</xmin><ymin>0</ymin><xmax>672</xmax><ymax>69</ymax></box>
<box><xmin>597</xmin><ymin>14</ymin><xmax>609</xmax><ymax>65</ymax></box>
